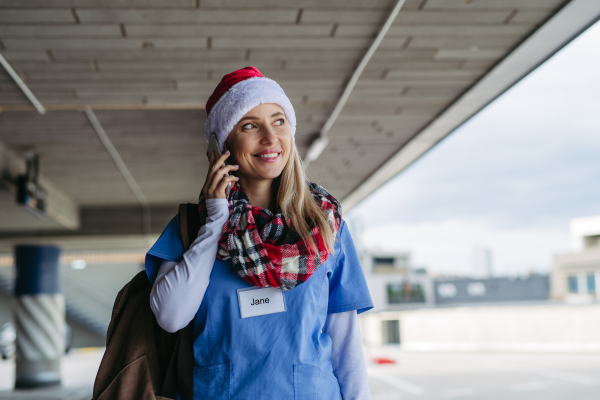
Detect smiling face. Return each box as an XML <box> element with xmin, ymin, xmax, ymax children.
<box><xmin>225</xmin><ymin>103</ymin><xmax>292</xmax><ymax>186</ymax></box>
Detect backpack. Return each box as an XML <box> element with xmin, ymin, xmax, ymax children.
<box><xmin>92</xmin><ymin>204</ymin><xmax>201</xmax><ymax>400</ymax></box>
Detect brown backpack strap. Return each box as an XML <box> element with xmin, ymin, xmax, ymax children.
<box><xmin>179</xmin><ymin>204</ymin><xmax>190</xmax><ymax>251</ymax></box>
<box><xmin>179</xmin><ymin>203</ymin><xmax>201</xmax><ymax>252</ymax></box>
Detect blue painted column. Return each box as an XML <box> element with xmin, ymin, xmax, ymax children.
<box><xmin>12</xmin><ymin>245</ymin><xmax>64</xmax><ymax>389</ymax></box>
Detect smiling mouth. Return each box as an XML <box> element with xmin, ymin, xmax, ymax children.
<box><xmin>254</xmin><ymin>152</ymin><xmax>281</xmax><ymax>159</ymax></box>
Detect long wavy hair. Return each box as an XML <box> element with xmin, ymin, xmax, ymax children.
<box><xmin>276</xmin><ymin>139</ymin><xmax>336</xmax><ymax>254</ymax></box>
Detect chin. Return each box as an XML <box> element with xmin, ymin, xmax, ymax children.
<box><xmin>259</xmin><ymin>169</ymin><xmax>285</xmax><ymax>180</ymax></box>
<box><xmin>253</xmin><ymin>164</ymin><xmax>285</xmax><ymax>180</ymax></box>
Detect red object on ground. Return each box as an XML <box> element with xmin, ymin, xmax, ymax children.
<box><xmin>373</xmin><ymin>357</ymin><xmax>396</xmax><ymax>364</ymax></box>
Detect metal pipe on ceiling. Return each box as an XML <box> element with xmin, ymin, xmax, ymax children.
<box><xmin>303</xmin><ymin>0</ymin><xmax>407</xmax><ymax>166</ymax></box>
<box><xmin>0</xmin><ymin>52</ymin><xmax>46</xmax><ymax>115</ymax></box>
<box><xmin>83</xmin><ymin>107</ymin><xmax>152</xmax><ymax>239</ymax></box>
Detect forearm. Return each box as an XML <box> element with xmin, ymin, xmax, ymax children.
<box><xmin>324</xmin><ymin>310</ymin><xmax>370</xmax><ymax>400</ymax></box>
<box><xmin>150</xmin><ymin>199</ymin><xmax>229</xmax><ymax>332</ymax></box>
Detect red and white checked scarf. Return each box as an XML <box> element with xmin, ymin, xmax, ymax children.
<box><xmin>198</xmin><ymin>182</ymin><xmax>341</xmax><ymax>291</ymax></box>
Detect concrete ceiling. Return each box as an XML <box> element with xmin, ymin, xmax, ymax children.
<box><xmin>0</xmin><ymin>0</ymin><xmax>593</xmax><ymax>252</ymax></box>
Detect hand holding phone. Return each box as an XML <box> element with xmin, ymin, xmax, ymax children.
<box><xmin>201</xmin><ymin>132</ymin><xmax>239</xmax><ymax>200</ymax></box>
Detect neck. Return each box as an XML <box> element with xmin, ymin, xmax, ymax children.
<box><xmin>238</xmin><ymin>176</ymin><xmax>275</xmax><ymax>211</ymax></box>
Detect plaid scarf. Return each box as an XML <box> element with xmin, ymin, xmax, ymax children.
<box><xmin>198</xmin><ymin>181</ymin><xmax>341</xmax><ymax>291</ymax></box>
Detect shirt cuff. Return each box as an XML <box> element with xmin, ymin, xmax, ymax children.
<box><xmin>205</xmin><ymin>198</ymin><xmax>229</xmax><ymax>207</ymax></box>
<box><xmin>205</xmin><ymin>198</ymin><xmax>229</xmax><ymax>217</ymax></box>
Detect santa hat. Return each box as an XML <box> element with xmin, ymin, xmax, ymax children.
<box><xmin>205</xmin><ymin>66</ymin><xmax>296</xmax><ymax>151</ymax></box>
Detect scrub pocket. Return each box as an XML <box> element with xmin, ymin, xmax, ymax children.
<box><xmin>293</xmin><ymin>365</ymin><xmax>342</xmax><ymax>400</ymax></box>
<box><xmin>293</xmin><ymin>365</ymin><xmax>320</xmax><ymax>400</ymax></box>
<box><xmin>319</xmin><ymin>370</ymin><xmax>343</xmax><ymax>400</ymax></box>
<box><xmin>193</xmin><ymin>362</ymin><xmax>231</xmax><ymax>400</ymax></box>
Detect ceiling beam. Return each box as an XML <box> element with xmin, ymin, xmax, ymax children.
<box><xmin>0</xmin><ymin>204</ymin><xmax>177</xmax><ymax>253</ymax></box>
<box><xmin>0</xmin><ymin>103</ymin><xmax>205</xmax><ymax>112</ymax></box>
<box><xmin>342</xmin><ymin>0</ymin><xmax>600</xmax><ymax>211</ymax></box>
<box><xmin>304</xmin><ymin>0</ymin><xmax>407</xmax><ymax>166</ymax></box>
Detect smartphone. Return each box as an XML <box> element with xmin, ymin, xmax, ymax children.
<box><xmin>205</xmin><ymin>132</ymin><xmax>231</xmax><ymax>198</ymax></box>
<box><xmin>206</xmin><ymin>132</ymin><xmax>222</xmax><ymax>161</ymax></box>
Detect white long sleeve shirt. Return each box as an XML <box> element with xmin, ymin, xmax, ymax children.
<box><xmin>150</xmin><ymin>198</ymin><xmax>369</xmax><ymax>399</ymax></box>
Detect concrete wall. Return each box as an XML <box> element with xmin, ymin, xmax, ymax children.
<box><xmin>360</xmin><ymin>303</ymin><xmax>600</xmax><ymax>352</ymax></box>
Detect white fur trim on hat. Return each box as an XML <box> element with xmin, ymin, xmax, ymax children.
<box><xmin>205</xmin><ymin>76</ymin><xmax>296</xmax><ymax>151</ymax></box>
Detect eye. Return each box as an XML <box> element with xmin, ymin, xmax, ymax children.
<box><xmin>242</xmin><ymin>123</ymin><xmax>255</xmax><ymax>130</ymax></box>
<box><xmin>274</xmin><ymin>119</ymin><xmax>285</xmax><ymax>126</ymax></box>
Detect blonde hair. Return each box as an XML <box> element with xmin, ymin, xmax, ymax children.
<box><xmin>277</xmin><ymin>139</ymin><xmax>336</xmax><ymax>254</ymax></box>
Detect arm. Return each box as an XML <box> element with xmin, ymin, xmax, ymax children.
<box><xmin>324</xmin><ymin>310</ymin><xmax>370</xmax><ymax>400</ymax></box>
<box><xmin>150</xmin><ymin>198</ymin><xmax>229</xmax><ymax>333</ymax></box>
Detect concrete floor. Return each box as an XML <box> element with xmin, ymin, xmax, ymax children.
<box><xmin>0</xmin><ymin>349</ymin><xmax>599</xmax><ymax>399</ymax></box>
<box><xmin>0</xmin><ymin>349</ymin><xmax>103</xmax><ymax>400</ymax></box>
<box><xmin>367</xmin><ymin>349</ymin><xmax>600</xmax><ymax>400</ymax></box>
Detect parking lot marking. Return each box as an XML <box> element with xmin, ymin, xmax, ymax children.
<box><xmin>499</xmin><ymin>366</ymin><xmax>600</xmax><ymax>386</ymax></box>
<box><xmin>508</xmin><ymin>380</ymin><xmax>551</xmax><ymax>392</ymax></box>
<box><xmin>368</xmin><ymin>370</ymin><xmax>425</xmax><ymax>395</ymax></box>
<box><xmin>441</xmin><ymin>388</ymin><xmax>476</xmax><ymax>397</ymax></box>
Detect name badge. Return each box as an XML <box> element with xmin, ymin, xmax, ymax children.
<box><xmin>237</xmin><ymin>287</ymin><xmax>287</xmax><ymax>319</ymax></box>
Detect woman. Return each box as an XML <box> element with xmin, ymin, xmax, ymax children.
<box><xmin>145</xmin><ymin>67</ymin><xmax>373</xmax><ymax>400</ymax></box>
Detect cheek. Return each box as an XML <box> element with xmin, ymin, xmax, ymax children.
<box><xmin>232</xmin><ymin>138</ymin><xmax>256</xmax><ymax>166</ymax></box>
<box><xmin>282</xmin><ymin>137</ymin><xmax>293</xmax><ymax>163</ymax></box>
<box><xmin>282</xmin><ymin>148</ymin><xmax>291</xmax><ymax>165</ymax></box>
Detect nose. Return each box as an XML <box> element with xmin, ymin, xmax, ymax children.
<box><xmin>260</xmin><ymin>125</ymin><xmax>278</xmax><ymax>145</ymax></box>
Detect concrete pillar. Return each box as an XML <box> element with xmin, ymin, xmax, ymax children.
<box><xmin>12</xmin><ymin>245</ymin><xmax>64</xmax><ymax>389</ymax></box>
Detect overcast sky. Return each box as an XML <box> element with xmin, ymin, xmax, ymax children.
<box><xmin>346</xmin><ymin>21</ymin><xmax>600</xmax><ymax>277</ymax></box>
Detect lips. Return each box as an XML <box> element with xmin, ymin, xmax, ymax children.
<box><xmin>253</xmin><ymin>149</ymin><xmax>281</xmax><ymax>162</ymax></box>
<box><xmin>257</xmin><ymin>153</ymin><xmax>279</xmax><ymax>159</ymax></box>
<box><xmin>254</xmin><ymin>149</ymin><xmax>281</xmax><ymax>161</ymax></box>
<box><xmin>254</xmin><ymin>149</ymin><xmax>281</xmax><ymax>156</ymax></box>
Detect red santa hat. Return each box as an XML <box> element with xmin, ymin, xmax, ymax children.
<box><xmin>205</xmin><ymin>66</ymin><xmax>296</xmax><ymax>151</ymax></box>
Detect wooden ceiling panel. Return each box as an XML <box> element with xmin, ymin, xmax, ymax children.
<box><xmin>0</xmin><ymin>0</ymin><xmax>569</xmax><ymax>233</ymax></box>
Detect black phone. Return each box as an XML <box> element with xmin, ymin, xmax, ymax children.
<box><xmin>204</xmin><ymin>132</ymin><xmax>231</xmax><ymax>199</ymax></box>
<box><xmin>206</xmin><ymin>132</ymin><xmax>222</xmax><ymax>161</ymax></box>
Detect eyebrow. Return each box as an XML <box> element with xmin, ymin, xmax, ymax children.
<box><xmin>239</xmin><ymin>112</ymin><xmax>285</xmax><ymax>122</ymax></box>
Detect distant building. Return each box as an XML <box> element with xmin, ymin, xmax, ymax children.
<box><xmin>360</xmin><ymin>252</ymin><xmax>552</xmax><ymax>347</ymax></box>
<box><xmin>472</xmin><ymin>245</ymin><xmax>493</xmax><ymax>277</ymax></box>
<box><xmin>361</xmin><ymin>252</ymin><xmax>435</xmax><ymax>312</ymax></box>
<box><xmin>434</xmin><ymin>275</ymin><xmax>549</xmax><ymax>305</ymax></box>
<box><xmin>552</xmin><ymin>215</ymin><xmax>600</xmax><ymax>302</ymax></box>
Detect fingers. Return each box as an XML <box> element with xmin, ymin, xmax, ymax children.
<box><xmin>214</xmin><ymin>175</ymin><xmax>240</xmax><ymax>198</ymax></box>
<box><xmin>210</xmin><ymin>151</ymin><xmax>231</xmax><ymax>173</ymax></box>
<box><xmin>204</xmin><ymin>150</ymin><xmax>231</xmax><ymax>196</ymax></box>
<box><xmin>207</xmin><ymin>165</ymin><xmax>239</xmax><ymax>196</ymax></box>
<box><xmin>218</xmin><ymin>164</ymin><xmax>240</xmax><ymax>175</ymax></box>
<box><xmin>203</xmin><ymin>149</ymin><xmax>239</xmax><ymax>199</ymax></box>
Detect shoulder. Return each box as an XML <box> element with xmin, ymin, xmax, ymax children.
<box><xmin>331</xmin><ymin>219</ymin><xmax>353</xmax><ymax>262</ymax></box>
<box><xmin>145</xmin><ymin>214</ymin><xmax>185</xmax><ymax>283</ymax></box>
<box><xmin>147</xmin><ymin>214</ymin><xmax>184</xmax><ymax>261</ymax></box>
<box><xmin>335</xmin><ymin>219</ymin><xmax>350</xmax><ymax>244</ymax></box>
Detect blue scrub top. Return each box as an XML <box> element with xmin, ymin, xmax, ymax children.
<box><xmin>146</xmin><ymin>214</ymin><xmax>373</xmax><ymax>400</ymax></box>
